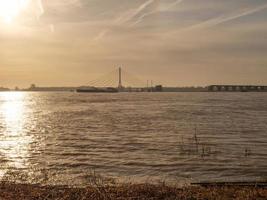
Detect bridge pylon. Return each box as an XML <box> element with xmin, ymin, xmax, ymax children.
<box><xmin>118</xmin><ymin>67</ymin><xmax>123</xmax><ymax>91</ymax></box>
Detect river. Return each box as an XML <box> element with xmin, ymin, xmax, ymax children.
<box><xmin>0</xmin><ymin>92</ymin><xmax>266</xmax><ymax>185</ymax></box>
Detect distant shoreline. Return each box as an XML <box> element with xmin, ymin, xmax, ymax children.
<box><xmin>1</xmin><ymin>85</ymin><xmax>267</xmax><ymax>93</ymax></box>
<box><xmin>0</xmin><ymin>89</ymin><xmax>210</xmax><ymax>92</ymax></box>
<box><xmin>1</xmin><ymin>86</ymin><xmax>209</xmax><ymax>92</ymax></box>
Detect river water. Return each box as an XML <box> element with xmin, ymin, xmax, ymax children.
<box><xmin>0</xmin><ymin>92</ymin><xmax>266</xmax><ymax>185</ymax></box>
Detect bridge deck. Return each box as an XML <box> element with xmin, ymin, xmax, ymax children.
<box><xmin>208</xmin><ymin>85</ymin><xmax>267</xmax><ymax>92</ymax></box>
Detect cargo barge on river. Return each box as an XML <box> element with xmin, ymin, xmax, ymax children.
<box><xmin>76</xmin><ymin>87</ymin><xmax>118</xmax><ymax>93</ymax></box>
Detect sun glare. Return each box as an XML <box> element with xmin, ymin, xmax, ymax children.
<box><xmin>0</xmin><ymin>92</ymin><xmax>32</xmax><ymax>169</ymax></box>
<box><xmin>0</xmin><ymin>0</ymin><xmax>30</xmax><ymax>24</ymax></box>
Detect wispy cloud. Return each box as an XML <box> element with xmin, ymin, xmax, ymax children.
<box><xmin>94</xmin><ymin>0</ymin><xmax>185</xmax><ymax>40</ymax></box>
<box><xmin>94</xmin><ymin>0</ymin><xmax>155</xmax><ymax>41</ymax></box>
<box><xmin>94</xmin><ymin>29</ymin><xmax>109</xmax><ymax>41</ymax></box>
<box><xmin>131</xmin><ymin>0</ymin><xmax>184</xmax><ymax>26</ymax></box>
<box><xmin>49</xmin><ymin>24</ymin><xmax>54</xmax><ymax>33</ymax></box>
<box><xmin>37</xmin><ymin>0</ymin><xmax>44</xmax><ymax>17</ymax></box>
<box><xmin>115</xmin><ymin>0</ymin><xmax>155</xmax><ymax>25</ymax></box>
<box><xmin>182</xmin><ymin>3</ymin><xmax>267</xmax><ymax>32</ymax></box>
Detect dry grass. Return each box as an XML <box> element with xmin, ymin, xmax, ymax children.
<box><xmin>0</xmin><ymin>182</ymin><xmax>266</xmax><ymax>200</ymax></box>
<box><xmin>1</xmin><ymin>170</ymin><xmax>266</xmax><ymax>199</ymax></box>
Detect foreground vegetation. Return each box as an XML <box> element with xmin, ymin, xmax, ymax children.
<box><xmin>0</xmin><ymin>182</ymin><xmax>266</xmax><ymax>200</ymax></box>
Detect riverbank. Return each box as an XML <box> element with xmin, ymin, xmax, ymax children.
<box><xmin>0</xmin><ymin>182</ymin><xmax>266</xmax><ymax>200</ymax></box>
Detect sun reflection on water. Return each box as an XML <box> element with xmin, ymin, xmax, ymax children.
<box><xmin>0</xmin><ymin>92</ymin><xmax>32</xmax><ymax>170</ymax></box>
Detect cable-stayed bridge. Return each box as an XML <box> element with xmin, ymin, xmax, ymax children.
<box><xmin>79</xmin><ymin>68</ymin><xmax>162</xmax><ymax>92</ymax></box>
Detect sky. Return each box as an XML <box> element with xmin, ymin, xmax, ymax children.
<box><xmin>0</xmin><ymin>0</ymin><xmax>267</xmax><ymax>88</ymax></box>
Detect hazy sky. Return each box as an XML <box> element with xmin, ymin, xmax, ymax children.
<box><xmin>0</xmin><ymin>0</ymin><xmax>267</xmax><ymax>87</ymax></box>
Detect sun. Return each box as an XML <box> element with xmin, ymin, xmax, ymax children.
<box><xmin>0</xmin><ymin>0</ymin><xmax>30</xmax><ymax>24</ymax></box>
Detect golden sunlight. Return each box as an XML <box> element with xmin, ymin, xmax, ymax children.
<box><xmin>0</xmin><ymin>92</ymin><xmax>32</xmax><ymax>169</ymax></box>
<box><xmin>0</xmin><ymin>0</ymin><xmax>30</xmax><ymax>23</ymax></box>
